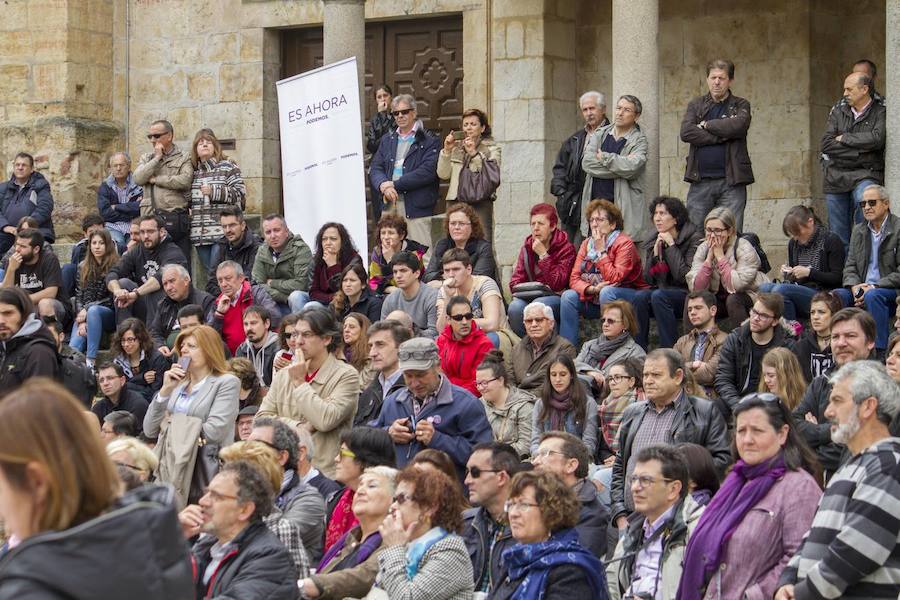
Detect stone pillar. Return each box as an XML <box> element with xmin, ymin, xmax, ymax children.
<box><xmin>886</xmin><ymin>1</ymin><xmax>900</xmax><ymax>202</ymax></box>
<box><xmin>322</xmin><ymin>0</ymin><xmax>366</xmax><ymax>114</ymax></box>
<box><xmin>611</xmin><ymin>0</ymin><xmax>659</xmax><ymax>200</ymax></box>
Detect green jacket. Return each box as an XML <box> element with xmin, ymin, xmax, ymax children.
<box><xmin>251</xmin><ymin>234</ymin><xmax>313</xmax><ymax>303</ymax></box>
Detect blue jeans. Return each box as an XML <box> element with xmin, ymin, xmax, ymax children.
<box><xmin>196</xmin><ymin>245</ymin><xmax>214</xmax><ymax>271</ymax></box>
<box><xmin>70</xmin><ymin>305</ymin><xmax>116</xmax><ymax>360</ymax></box>
<box><xmin>593</xmin><ymin>287</ymin><xmax>653</xmax><ymax>349</ymax></box>
<box><xmin>826</xmin><ymin>178</ymin><xmax>877</xmax><ymax>249</ymax></box>
<box><xmin>559</xmin><ymin>289</ymin><xmax>600</xmax><ymax>346</ymax></box>
<box><xmin>508</xmin><ymin>295</ymin><xmax>562</xmax><ymax>339</ymax></box>
<box><xmin>834</xmin><ymin>287</ymin><xmax>897</xmax><ymax>350</ymax></box>
<box><xmin>649</xmin><ymin>288</ymin><xmax>688</xmax><ymax>348</ymax></box>
<box><xmin>759</xmin><ymin>282</ymin><xmax>817</xmax><ymax>320</ymax></box>
<box><xmin>108</xmin><ymin>228</ymin><xmax>128</xmax><ymax>255</ymax></box>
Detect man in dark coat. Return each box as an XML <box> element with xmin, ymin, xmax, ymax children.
<box><xmin>0</xmin><ymin>152</ymin><xmax>55</xmax><ymax>254</ymax></box>
<box><xmin>206</xmin><ymin>205</ymin><xmax>262</xmax><ymax>296</ymax></box>
<box><xmin>150</xmin><ymin>264</ymin><xmax>215</xmax><ymax>352</ymax></box>
<box><xmin>0</xmin><ymin>287</ymin><xmax>59</xmax><ymax>391</ymax></box>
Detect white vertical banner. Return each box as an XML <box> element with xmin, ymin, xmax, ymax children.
<box><xmin>276</xmin><ymin>57</ymin><xmax>367</xmax><ymax>258</ymax></box>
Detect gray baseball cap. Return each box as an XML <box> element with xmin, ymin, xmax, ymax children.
<box><xmin>397</xmin><ymin>338</ymin><xmax>440</xmax><ymax>372</ymax></box>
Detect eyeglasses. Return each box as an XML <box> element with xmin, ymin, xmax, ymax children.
<box><xmin>146</xmin><ymin>132</ymin><xmax>167</xmax><ymax>140</ymax></box>
<box><xmin>704</xmin><ymin>227</ymin><xmax>728</xmax><ymax>235</ymax></box>
<box><xmin>398</xmin><ymin>349</ymin><xmax>438</xmax><ymax>361</ymax></box>
<box><xmin>392</xmin><ymin>492</ymin><xmax>412</xmax><ymax>505</ymax></box>
<box><xmin>504</xmin><ymin>500</ymin><xmax>539</xmax><ymax>513</ymax></box>
<box><xmin>203</xmin><ymin>487</ymin><xmax>239</xmax><ymax>502</ymax></box>
<box><xmin>120</xmin><ymin>336</ymin><xmax>138</xmax><ymax>344</ymax></box>
<box><xmin>601</xmin><ymin>318</ymin><xmax>622</xmax><ymax>325</ymax></box>
<box><xmin>738</xmin><ymin>392</ymin><xmax>782</xmax><ymax>405</ymax></box>
<box><xmin>608</xmin><ymin>374</ymin><xmax>634</xmax><ymax>383</ymax></box>
<box><xmin>589</xmin><ymin>216</ymin><xmax>610</xmax><ymax>224</ymax></box>
<box><xmin>391</xmin><ymin>108</ymin><xmax>414</xmax><ymax>117</ymax></box>
<box><xmin>114</xmin><ymin>461</ymin><xmax>143</xmax><ymax>472</ymax></box>
<box><xmin>629</xmin><ymin>475</ymin><xmax>673</xmax><ymax>489</ymax></box>
<box><xmin>465</xmin><ymin>466</ymin><xmax>499</xmax><ymax>479</ymax></box>
<box><xmin>474</xmin><ymin>376</ymin><xmax>500</xmax><ymax>389</ymax></box>
<box><xmin>858</xmin><ymin>198</ymin><xmax>880</xmax><ymax>208</ymax></box>
<box><xmin>533</xmin><ymin>448</ymin><xmax>568</xmax><ymax>460</ymax></box>
<box><xmin>448</xmin><ymin>220</ymin><xmax>471</xmax><ymax>228</ymax></box>
<box><xmin>288</xmin><ymin>331</ymin><xmax>301</xmax><ymax>339</ymax></box>
<box><xmin>750</xmin><ymin>308</ymin><xmax>776</xmax><ymax>321</ymax></box>
<box><xmin>339</xmin><ymin>447</ymin><xmax>357</xmax><ymax>459</ymax></box>
<box><xmin>449</xmin><ymin>312</ymin><xmax>474</xmax><ymax>322</ymax></box>
<box><xmin>523</xmin><ymin>317</ymin><xmax>548</xmax><ymax>325</ymax></box>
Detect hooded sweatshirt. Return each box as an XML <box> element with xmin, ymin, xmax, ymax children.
<box><xmin>0</xmin><ymin>314</ymin><xmax>59</xmax><ymax>389</ymax></box>
<box><xmin>237</xmin><ymin>330</ymin><xmax>280</xmax><ymax>387</ymax></box>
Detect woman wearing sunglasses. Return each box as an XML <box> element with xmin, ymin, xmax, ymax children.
<box><xmin>677</xmin><ymin>392</ymin><xmax>822</xmax><ymax>600</ymax></box>
<box><xmin>575</xmin><ymin>299</ymin><xmax>646</xmax><ymax>396</ymax></box>
<box><xmin>436</xmin><ymin>296</ymin><xmax>494</xmax><ymax>396</ymax></box>
<box><xmin>367</xmin><ymin>467</ymin><xmax>473</xmax><ymax>599</ymax></box>
<box><xmin>530</xmin><ymin>354</ymin><xmax>598</xmax><ymax>458</ymax></box>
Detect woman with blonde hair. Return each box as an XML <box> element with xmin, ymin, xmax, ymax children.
<box><xmin>758</xmin><ymin>347</ymin><xmax>806</xmax><ymax>411</ymax></box>
<box><xmin>106</xmin><ymin>436</ymin><xmax>159</xmax><ymax>483</ymax></box>
<box><xmin>0</xmin><ymin>379</ymin><xmax>193</xmax><ymax>596</ymax></box>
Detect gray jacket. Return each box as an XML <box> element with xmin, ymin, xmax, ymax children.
<box><xmin>581</xmin><ymin>124</ymin><xmax>649</xmax><ymax>243</ymax></box>
<box><xmin>143</xmin><ymin>372</ymin><xmax>241</xmax><ymax>446</ymax></box>
<box><xmin>278</xmin><ymin>471</ymin><xmax>326</xmax><ymax>563</ymax></box>
<box><xmin>843</xmin><ymin>212</ymin><xmax>900</xmax><ymax>295</ymax></box>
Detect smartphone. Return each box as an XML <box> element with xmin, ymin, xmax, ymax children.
<box><xmin>280</xmin><ymin>351</ymin><xmax>293</xmax><ymax>362</ymax></box>
<box><xmin>403</xmin><ymin>418</ymin><xmax>415</xmax><ymax>433</ymax></box>
<box><xmin>855</xmin><ymin>287</ymin><xmax>865</xmax><ymax>299</ymax></box>
<box><xmin>452</xmin><ymin>130</ymin><xmax>465</xmax><ymax>141</ymax></box>
<box><xmin>177</xmin><ymin>355</ymin><xmax>192</xmax><ymax>370</ymax></box>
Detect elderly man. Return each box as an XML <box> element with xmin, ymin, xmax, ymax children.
<box><xmin>680</xmin><ymin>59</ymin><xmax>754</xmax><ymax>231</ymax></box>
<box><xmin>833</xmin><ymin>184</ymin><xmax>900</xmax><ymax>353</ymax></box>
<box><xmin>187</xmin><ymin>461</ymin><xmax>297</xmax><ymax>600</ymax></box>
<box><xmin>372</xmin><ymin>337</ymin><xmax>493</xmax><ymax>476</ymax></box>
<box><xmin>509</xmin><ymin>301</ymin><xmax>576</xmax><ymax>395</ymax></box>
<box><xmin>150</xmin><ymin>264</ymin><xmax>215</xmax><ymax>354</ymax></box>
<box><xmin>295</xmin><ymin>425</ymin><xmax>342</xmax><ymax>500</ymax></box>
<box><xmin>821</xmin><ymin>73</ymin><xmax>887</xmax><ymax>248</ymax></box>
<box><xmin>210</xmin><ymin>260</ymin><xmax>278</xmax><ymax>355</ymax></box>
<box><xmin>0</xmin><ymin>152</ymin><xmax>55</xmax><ymax>254</ymax></box>
<box><xmin>611</xmin><ymin>349</ymin><xmax>730</xmax><ymax>533</ymax></box>
<box><xmin>206</xmin><ymin>205</ymin><xmax>262</xmax><ymax>296</ymax></box>
<box><xmin>552</xmin><ymin>90</ymin><xmax>609</xmax><ymax>243</ymax></box>
<box><xmin>251</xmin><ymin>213</ymin><xmax>312</xmax><ymax>315</ymax></box>
<box><xmin>776</xmin><ymin>361</ymin><xmax>900</xmax><ymax>600</ymax></box>
<box><xmin>132</xmin><ymin>119</ymin><xmax>193</xmax><ymax>262</ymax></box>
<box><xmin>369</xmin><ymin>94</ymin><xmax>441</xmax><ymax>251</ymax></box>
<box><xmin>97</xmin><ymin>151</ymin><xmax>143</xmax><ymax>253</ymax></box>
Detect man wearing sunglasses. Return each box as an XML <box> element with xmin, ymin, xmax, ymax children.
<box><xmin>369</xmin><ymin>94</ymin><xmax>441</xmax><ymax>253</ymax></box>
<box><xmin>132</xmin><ymin>119</ymin><xmax>193</xmax><ymax>263</ymax></box>
<box><xmin>436</xmin><ymin>295</ymin><xmax>494</xmax><ymax>395</ymax></box>
<box><xmin>834</xmin><ymin>184</ymin><xmax>900</xmax><ymax>355</ymax></box>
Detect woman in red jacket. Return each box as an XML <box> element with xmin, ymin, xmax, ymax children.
<box><xmin>436</xmin><ymin>296</ymin><xmax>494</xmax><ymax>396</ymax></box>
<box><xmin>508</xmin><ymin>203</ymin><xmax>577</xmax><ymax>339</ymax></box>
<box><xmin>560</xmin><ymin>198</ymin><xmax>648</xmax><ymax>346</ymax></box>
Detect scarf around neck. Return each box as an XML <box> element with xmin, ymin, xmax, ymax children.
<box><xmin>587</xmin><ymin>332</ymin><xmax>630</xmax><ymax>366</ymax></box>
<box><xmin>676</xmin><ymin>452</ymin><xmax>787</xmax><ymax>600</ymax></box>
<box><xmin>406</xmin><ymin>526</ymin><xmax>448</xmax><ymax>580</ymax></box>
<box><xmin>324</xmin><ymin>487</ymin><xmax>358</xmax><ymax>554</ymax></box>
<box><xmin>548</xmin><ymin>390</ymin><xmax>573</xmax><ymax>432</ymax></box>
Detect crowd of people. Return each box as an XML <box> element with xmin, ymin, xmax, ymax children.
<box><xmin>0</xmin><ymin>57</ymin><xmax>896</xmax><ymax>600</ymax></box>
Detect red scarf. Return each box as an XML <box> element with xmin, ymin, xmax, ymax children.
<box><xmin>324</xmin><ymin>487</ymin><xmax>358</xmax><ymax>553</ymax></box>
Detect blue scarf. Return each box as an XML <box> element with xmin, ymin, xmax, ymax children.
<box><xmin>406</xmin><ymin>527</ymin><xmax>448</xmax><ymax>580</ymax></box>
<box><xmin>503</xmin><ymin>528</ymin><xmax>608</xmax><ymax>600</ymax></box>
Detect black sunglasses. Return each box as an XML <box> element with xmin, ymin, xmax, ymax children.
<box><xmin>146</xmin><ymin>132</ymin><xmax>167</xmax><ymax>140</ymax></box>
<box><xmin>857</xmin><ymin>198</ymin><xmax>880</xmax><ymax>208</ymax></box>
<box><xmin>466</xmin><ymin>466</ymin><xmax>500</xmax><ymax>479</ymax></box>
<box><xmin>449</xmin><ymin>312</ymin><xmax>475</xmax><ymax>322</ymax></box>
<box><xmin>391</xmin><ymin>108</ymin><xmax>414</xmax><ymax>117</ymax></box>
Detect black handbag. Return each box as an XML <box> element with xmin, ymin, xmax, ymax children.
<box><xmin>188</xmin><ymin>436</ymin><xmax>220</xmax><ymax>505</ymax></box>
<box><xmin>511</xmin><ymin>250</ymin><xmax>555</xmax><ymax>302</ymax></box>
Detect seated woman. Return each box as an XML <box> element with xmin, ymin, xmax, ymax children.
<box><xmin>106</xmin><ymin>436</ymin><xmax>158</xmax><ymax>484</ymax></box>
<box><xmin>111</xmin><ymin>317</ymin><xmax>170</xmax><ymax>402</ymax></box>
<box><xmin>760</xmin><ymin>205</ymin><xmax>844</xmax><ymax>321</ymax></box>
<box><xmin>299</xmin><ymin>466</ymin><xmax>398</xmax><ymax>599</ymax></box>
<box><xmin>304</xmin><ymin>222</ymin><xmax>362</xmax><ymax>309</ymax></box>
<box><xmin>367</xmin><ymin>467</ymin><xmax>473</xmax><ymax>599</ymax></box>
<box><xmin>0</xmin><ymin>381</ymin><xmax>193</xmax><ymax>595</ymax></box>
<box><xmin>342</xmin><ymin>312</ymin><xmax>374</xmax><ymax>387</ymax></box>
<box><xmin>575</xmin><ymin>300</ymin><xmax>646</xmax><ymax>395</ymax></box>
<box><xmin>490</xmin><ymin>471</ymin><xmax>606</xmax><ymax>600</ymax></box>
<box><xmin>675</xmin><ymin>442</ymin><xmax>721</xmax><ymax>507</ymax></box>
<box><xmin>475</xmin><ymin>351</ymin><xmax>535</xmax><ymax>459</ymax></box>
<box><xmin>886</xmin><ymin>335</ymin><xmax>900</xmax><ymax>385</ymax></box>
<box><xmin>424</xmin><ymin>202</ymin><xmax>499</xmax><ymax>285</ymax></box>
<box><xmin>640</xmin><ymin>195</ymin><xmax>703</xmax><ymax>348</ymax></box>
<box><xmin>759</xmin><ymin>347</ymin><xmax>807</xmax><ymax>411</ymax></box>
<box><xmin>790</xmin><ymin>290</ymin><xmax>841</xmax><ymax>382</ymax></box>
<box><xmin>368</xmin><ymin>213</ymin><xmax>427</xmax><ymax>297</ymax></box>
<box><xmin>227</xmin><ymin>356</ymin><xmax>262</xmax><ymax>410</ymax></box>
<box><xmin>332</xmin><ymin>262</ymin><xmax>383</xmax><ymax>324</ymax></box>
<box><xmin>437</xmin><ymin>108</ymin><xmax>502</xmax><ymax>238</ymax></box>
<box><xmin>410</xmin><ymin>449</ymin><xmax>462</xmax><ymax>488</ymax></box>
<box><xmin>69</xmin><ymin>228</ymin><xmax>118</xmax><ymax>370</ymax></box>
<box><xmin>678</xmin><ymin>392</ymin><xmax>822</xmax><ymax>600</ymax></box>
<box><xmin>561</xmin><ymin>198</ymin><xmax>649</xmax><ymax>347</ymax></box>
<box><xmin>530</xmin><ymin>354</ymin><xmax>598</xmax><ymax>458</ymax></box>
<box><xmin>686</xmin><ymin>207</ymin><xmax>768</xmax><ymax>327</ymax></box>
<box><xmin>508</xmin><ymin>203</ymin><xmax>576</xmax><ymax>338</ymax></box>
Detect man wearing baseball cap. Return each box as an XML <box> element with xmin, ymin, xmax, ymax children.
<box><xmin>371</xmin><ymin>337</ymin><xmax>493</xmax><ymax>478</ymax></box>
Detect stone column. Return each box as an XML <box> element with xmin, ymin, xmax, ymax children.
<box><xmin>322</xmin><ymin>0</ymin><xmax>366</xmax><ymax>114</ymax></box>
<box><xmin>886</xmin><ymin>1</ymin><xmax>900</xmax><ymax>202</ymax></box>
<box><xmin>611</xmin><ymin>0</ymin><xmax>659</xmax><ymax>200</ymax></box>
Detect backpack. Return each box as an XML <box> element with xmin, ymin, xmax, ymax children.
<box><xmin>59</xmin><ymin>355</ymin><xmax>97</xmax><ymax>408</ymax></box>
<box><xmin>733</xmin><ymin>232</ymin><xmax>771</xmax><ymax>273</ymax></box>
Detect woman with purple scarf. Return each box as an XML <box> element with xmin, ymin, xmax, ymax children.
<box><xmin>299</xmin><ymin>466</ymin><xmax>397</xmax><ymax>599</ymax></box>
<box><xmin>529</xmin><ymin>354</ymin><xmax>599</xmax><ymax>457</ymax></box>
<box><xmin>676</xmin><ymin>393</ymin><xmax>822</xmax><ymax>600</ymax></box>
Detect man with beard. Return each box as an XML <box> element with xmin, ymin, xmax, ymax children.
<box><xmin>1</xmin><ymin>229</ymin><xmax>70</xmax><ymax>326</ymax></box>
<box><xmin>206</xmin><ymin>206</ymin><xmax>262</xmax><ymax>296</ymax></box>
<box><xmin>0</xmin><ymin>287</ymin><xmax>58</xmax><ymax>388</ymax></box>
<box><xmin>235</xmin><ymin>305</ymin><xmax>279</xmax><ymax>389</ymax></box>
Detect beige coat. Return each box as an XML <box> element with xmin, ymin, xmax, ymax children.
<box><xmin>437</xmin><ymin>138</ymin><xmax>502</xmax><ymax>202</ymax></box>
<box><xmin>257</xmin><ymin>353</ymin><xmax>360</xmax><ymax>478</ymax></box>
<box><xmin>685</xmin><ymin>236</ymin><xmax>768</xmax><ymax>295</ymax></box>
<box><xmin>133</xmin><ymin>144</ymin><xmax>193</xmax><ymax>213</ymax></box>
<box><xmin>480</xmin><ymin>385</ymin><xmax>535</xmax><ymax>458</ymax></box>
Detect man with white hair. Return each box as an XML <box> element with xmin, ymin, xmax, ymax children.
<box><xmin>509</xmin><ymin>301</ymin><xmax>576</xmax><ymax>395</ymax></box>
<box><xmin>552</xmin><ymin>90</ymin><xmax>609</xmax><ymax>243</ymax></box>
<box><xmin>149</xmin><ymin>263</ymin><xmax>215</xmax><ymax>354</ymax></box>
<box><xmin>776</xmin><ymin>360</ymin><xmax>900</xmax><ymax>600</ymax></box>
<box><xmin>295</xmin><ymin>424</ymin><xmax>342</xmax><ymax>501</ymax></box>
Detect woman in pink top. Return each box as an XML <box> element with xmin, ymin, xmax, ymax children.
<box><xmin>676</xmin><ymin>392</ymin><xmax>823</xmax><ymax>600</ymax></box>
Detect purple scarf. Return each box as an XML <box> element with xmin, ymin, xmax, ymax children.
<box><xmin>676</xmin><ymin>453</ymin><xmax>786</xmax><ymax>600</ymax></box>
<box><xmin>548</xmin><ymin>390</ymin><xmax>572</xmax><ymax>431</ymax></box>
<box><xmin>317</xmin><ymin>526</ymin><xmax>383</xmax><ymax>573</ymax></box>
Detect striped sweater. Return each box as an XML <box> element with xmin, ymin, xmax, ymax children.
<box><xmin>189</xmin><ymin>158</ymin><xmax>246</xmax><ymax>245</ymax></box>
<box><xmin>778</xmin><ymin>436</ymin><xmax>900</xmax><ymax>599</ymax></box>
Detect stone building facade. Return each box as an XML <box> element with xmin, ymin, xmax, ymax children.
<box><xmin>1</xmin><ymin>0</ymin><xmax>897</xmax><ymax>278</ymax></box>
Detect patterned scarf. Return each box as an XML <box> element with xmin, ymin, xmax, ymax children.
<box><xmin>324</xmin><ymin>487</ymin><xmax>358</xmax><ymax>553</ymax></box>
<box><xmin>503</xmin><ymin>528</ymin><xmax>607</xmax><ymax>600</ymax></box>
<box><xmin>795</xmin><ymin>224</ymin><xmax>826</xmax><ymax>272</ymax></box>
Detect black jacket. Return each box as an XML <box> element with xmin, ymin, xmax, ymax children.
<box><xmin>550</xmin><ymin>121</ymin><xmax>608</xmax><ymax>228</ymax></box>
<box><xmin>0</xmin><ymin>485</ymin><xmax>193</xmax><ymax>600</ymax></box>
<box><xmin>357</xmin><ymin>373</ymin><xmax>406</xmax><ymax>427</ymax></box>
<box><xmin>792</xmin><ymin>330</ymin><xmax>834</xmax><ymax>383</ymax></box>
<box><xmin>490</xmin><ymin>562</ymin><xmax>601</xmax><ymax>600</ymax></box>
<box><xmin>205</xmin><ymin>230</ymin><xmax>263</xmax><ymax>296</ymax></box>
<box><xmin>713</xmin><ymin>321</ymin><xmax>795</xmax><ymax>421</ymax></box>
<box><xmin>106</xmin><ymin>236</ymin><xmax>189</xmax><ymax>287</ymax></box>
<box><xmin>307</xmin><ymin>471</ymin><xmax>342</xmax><ymax>501</ymax></box>
<box><xmin>843</xmin><ymin>212</ymin><xmax>900</xmax><ymax>294</ymax></box>
<box><xmin>120</xmin><ymin>348</ymin><xmax>170</xmax><ymax>402</ymax></box>
<box><xmin>424</xmin><ymin>237</ymin><xmax>499</xmax><ymax>284</ymax></box>
<box><xmin>149</xmin><ymin>287</ymin><xmax>216</xmax><ymax>348</ymax></box>
<box><xmin>610</xmin><ymin>393</ymin><xmax>731</xmax><ymax>521</ymax></box>
<box><xmin>0</xmin><ymin>315</ymin><xmax>59</xmax><ymax>393</ymax></box>
<box><xmin>462</xmin><ymin>506</ymin><xmax>514</xmax><ymax>593</ymax></box>
<box><xmin>91</xmin><ymin>388</ymin><xmax>150</xmax><ymax>426</ymax></box>
<box><xmin>192</xmin><ymin>521</ymin><xmax>297</xmax><ymax>600</ymax></box>
<box><xmin>574</xmin><ymin>478</ymin><xmax>609</xmax><ymax>560</ymax></box>
<box><xmin>785</xmin><ymin>225</ymin><xmax>845</xmax><ymax>290</ymax></box>
<box><xmin>820</xmin><ymin>96</ymin><xmax>886</xmax><ymax>193</ymax></box>
<box><xmin>792</xmin><ymin>374</ymin><xmax>843</xmax><ymax>472</ymax></box>
<box><xmin>334</xmin><ymin>287</ymin><xmax>383</xmax><ymax>324</ymax></box>
<box><xmin>366</xmin><ymin>111</ymin><xmax>397</xmax><ymax>155</ymax></box>
<box><xmin>641</xmin><ymin>221</ymin><xmax>703</xmax><ymax>289</ymax></box>
<box><xmin>680</xmin><ymin>92</ymin><xmax>754</xmax><ymax>186</ymax></box>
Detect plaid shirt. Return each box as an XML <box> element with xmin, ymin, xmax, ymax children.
<box><xmin>624</xmin><ymin>392</ymin><xmax>683</xmax><ymax>510</ymax></box>
<box><xmin>264</xmin><ymin>509</ymin><xmax>311</xmax><ymax>579</ymax></box>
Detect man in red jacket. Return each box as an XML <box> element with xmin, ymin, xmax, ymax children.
<box><xmin>210</xmin><ymin>260</ymin><xmax>279</xmax><ymax>355</ymax></box>
<box><xmin>436</xmin><ymin>296</ymin><xmax>494</xmax><ymax>396</ymax></box>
